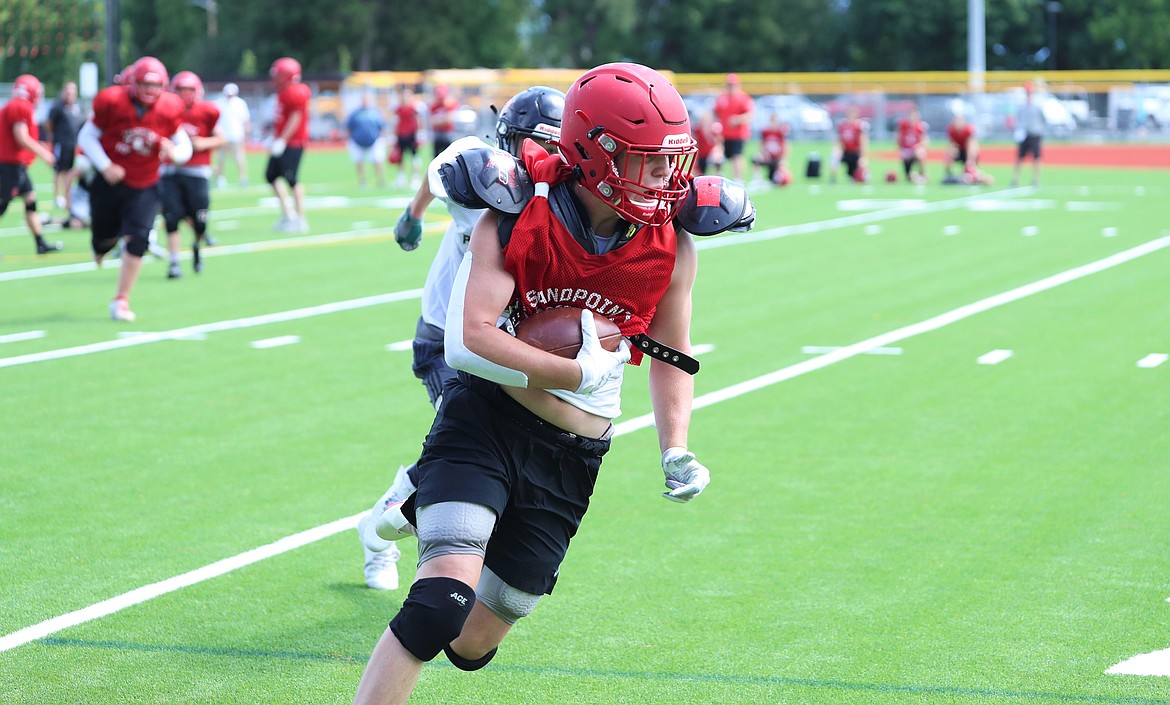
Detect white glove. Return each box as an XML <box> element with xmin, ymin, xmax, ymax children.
<box><xmin>661</xmin><ymin>447</ymin><xmax>710</xmax><ymax>503</ymax></box>
<box><xmin>270</xmin><ymin>138</ymin><xmax>286</xmax><ymax>157</ymax></box>
<box><xmin>574</xmin><ymin>309</ymin><xmax>630</xmax><ymax>395</ymax></box>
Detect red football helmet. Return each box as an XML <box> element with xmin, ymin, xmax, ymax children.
<box><xmin>128</xmin><ymin>57</ymin><xmax>169</xmax><ymax>106</ymax></box>
<box><xmin>170</xmin><ymin>71</ymin><xmax>204</xmax><ymax>107</ymax></box>
<box><xmin>558</xmin><ymin>62</ymin><xmax>697</xmax><ymax>226</ymax></box>
<box><xmin>270</xmin><ymin>57</ymin><xmax>301</xmax><ymax>90</ymax></box>
<box><xmin>12</xmin><ymin>74</ymin><xmax>43</xmax><ymax>104</ymax></box>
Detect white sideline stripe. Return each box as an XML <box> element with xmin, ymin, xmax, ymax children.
<box><xmin>250</xmin><ymin>335</ymin><xmax>300</xmax><ymax>349</ymax></box>
<box><xmin>3</xmin><ymin>188</ymin><xmax>1023</xmax><ymax>282</ymax></box>
<box><xmin>3</xmin><ymin>235</ymin><xmax>1169</xmax><ymax>654</ymax></box>
<box><xmin>0</xmin><ymin>330</ymin><xmax>46</xmax><ymax>344</ymax></box>
<box><xmin>1107</xmin><ymin>648</ymin><xmax>1170</xmax><ymax>677</ymax></box>
<box><xmin>0</xmin><ymin>513</ymin><xmax>365</xmax><ymax>654</ymax></box>
<box><xmin>1137</xmin><ymin>353</ymin><xmax>1168</xmax><ymax>369</ymax></box>
<box><xmin>694</xmin><ymin>187</ymin><xmax>1034</xmax><ymax>252</ymax></box>
<box><xmin>977</xmin><ymin>349</ymin><xmax>1014</xmax><ymax>365</ymax></box>
<box><xmin>615</xmin><ymin>234</ymin><xmax>1170</xmax><ymax>437</ymax></box>
<box><xmin>802</xmin><ymin>345</ymin><xmax>903</xmax><ymax>356</ymax></box>
<box><xmin>385</xmin><ymin>339</ymin><xmax>413</xmax><ymax>352</ymax></box>
<box><xmin>0</xmin><ymin>290</ymin><xmax>423</xmax><ymax>369</ymax></box>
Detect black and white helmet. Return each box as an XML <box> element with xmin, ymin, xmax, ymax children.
<box><xmin>495</xmin><ymin>85</ymin><xmax>565</xmax><ymax>157</ymax></box>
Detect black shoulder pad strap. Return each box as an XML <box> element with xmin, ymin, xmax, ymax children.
<box><xmin>674</xmin><ymin>176</ymin><xmax>755</xmax><ymax>236</ymax></box>
<box><xmin>438</xmin><ymin>147</ymin><xmax>534</xmax><ymax>215</ymax></box>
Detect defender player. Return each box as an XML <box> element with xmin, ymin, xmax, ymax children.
<box><xmin>160</xmin><ymin>71</ymin><xmax>224</xmax><ymax>278</ymax></box>
<box><xmin>352</xmin><ymin>62</ymin><xmax>753</xmax><ymax>704</ymax></box>
<box><xmin>356</xmin><ymin>85</ymin><xmax>567</xmax><ymax>591</ymax></box>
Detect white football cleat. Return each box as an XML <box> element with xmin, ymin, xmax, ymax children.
<box><xmin>361</xmin><ymin>541</ymin><xmax>401</xmax><ymax>591</ymax></box>
<box><xmin>109</xmin><ymin>298</ymin><xmax>136</xmax><ymax>322</ymax></box>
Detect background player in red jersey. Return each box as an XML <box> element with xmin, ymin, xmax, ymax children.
<box><xmin>944</xmin><ymin>112</ymin><xmax>978</xmax><ymax>181</ymax></box>
<box><xmin>76</xmin><ymin>57</ymin><xmax>192</xmax><ymax>321</ymax></box>
<box><xmin>427</xmin><ymin>84</ymin><xmax>458</xmax><ymax>161</ymax></box>
<box><xmin>713</xmin><ymin>72</ymin><xmax>754</xmax><ymax>182</ymax></box>
<box><xmin>352</xmin><ymin>61</ymin><xmax>751</xmax><ymax>705</ymax></box>
<box><xmin>391</xmin><ymin>87</ymin><xmax>423</xmax><ymax>188</ymax></box>
<box><xmin>0</xmin><ymin>74</ymin><xmax>62</xmax><ymax>255</ymax></box>
<box><xmin>896</xmin><ymin>107</ymin><xmax>929</xmax><ymax>184</ymax></box>
<box><xmin>160</xmin><ymin>71</ymin><xmax>224</xmax><ymax>278</ymax></box>
<box><xmin>267</xmin><ymin>57</ymin><xmax>311</xmax><ymax>233</ymax></box>
<box><xmin>753</xmin><ymin>111</ymin><xmax>790</xmax><ymax>185</ymax></box>
<box><xmin>830</xmin><ymin>105</ymin><xmax>869</xmax><ymax>183</ymax></box>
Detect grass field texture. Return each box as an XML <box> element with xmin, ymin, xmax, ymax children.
<box><xmin>2</xmin><ymin>142</ymin><xmax>1169</xmax><ymax>704</ymax></box>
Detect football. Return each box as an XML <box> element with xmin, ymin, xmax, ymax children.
<box><xmin>515</xmin><ymin>307</ymin><xmax>624</xmax><ymax>359</ymax></box>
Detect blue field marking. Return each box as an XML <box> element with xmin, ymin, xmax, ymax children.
<box><xmin>38</xmin><ymin>637</ymin><xmax>1170</xmax><ymax>704</ymax></box>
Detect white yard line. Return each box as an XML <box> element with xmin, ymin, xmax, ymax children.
<box><xmin>0</xmin><ymin>290</ymin><xmax>422</xmax><ymax>369</ymax></box>
<box><xmin>3</xmin><ymin>233</ymin><xmax>1168</xmax><ymax>654</ymax></box>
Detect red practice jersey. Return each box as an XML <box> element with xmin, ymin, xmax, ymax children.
<box><xmin>948</xmin><ymin>122</ymin><xmax>975</xmax><ymax>150</ymax></box>
<box><xmin>837</xmin><ymin>118</ymin><xmax>867</xmax><ymax>152</ymax></box>
<box><xmin>714</xmin><ymin>92</ymin><xmax>754</xmax><ymax>141</ymax></box>
<box><xmin>430</xmin><ymin>97</ymin><xmax>456</xmax><ymax>134</ymax></box>
<box><xmin>897</xmin><ymin>119</ymin><xmax>927</xmax><ymax>150</ymax></box>
<box><xmin>177</xmin><ymin>101</ymin><xmax>221</xmax><ymax>168</ymax></box>
<box><xmin>760</xmin><ymin>126</ymin><xmax>788</xmax><ymax>160</ymax></box>
<box><xmin>395</xmin><ymin>103</ymin><xmax>419</xmax><ymax>137</ymax></box>
<box><xmin>275</xmin><ymin>82</ymin><xmax>311</xmax><ymax>147</ymax></box>
<box><xmin>0</xmin><ymin>96</ymin><xmax>38</xmax><ymax>166</ymax></box>
<box><xmin>91</xmin><ymin>85</ymin><xmax>185</xmax><ymax>188</ymax></box>
<box><xmin>503</xmin><ymin>153</ymin><xmax>679</xmax><ymax>365</ymax></box>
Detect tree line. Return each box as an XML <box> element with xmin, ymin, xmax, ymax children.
<box><xmin>3</xmin><ymin>0</ymin><xmax>1168</xmax><ymax>88</ymax></box>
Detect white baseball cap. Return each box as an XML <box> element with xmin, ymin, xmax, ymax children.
<box><xmin>224</xmin><ymin>82</ymin><xmax>239</xmax><ymax>96</ymax></box>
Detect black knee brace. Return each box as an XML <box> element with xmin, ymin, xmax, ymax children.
<box><xmin>444</xmin><ymin>644</ymin><xmax>497</xmax><ymax>671</ymax></box>
<box><xmin>24</xmin><ymin>198</ymin><xmax>37</xmax><ymax>213</ymax></box>
<box><xmin>389</xmin><ymin>577</ymin><xmax>475</xmax><ymax>662</ymax></box>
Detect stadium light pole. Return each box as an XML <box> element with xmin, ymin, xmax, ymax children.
<box><xmin>104</xmin><ymin>0</ymin><xmax>121</xmax><ymax>84</ymax></box>
<box><xmin>1045</xmin><ymin>1</ymin><xmax>1061</xmax><ymax>69</ymax></box>
<box><xmin>188</xmin><ymin>0</ymin><xmax>219</xmax><ymax>39</ymax></box>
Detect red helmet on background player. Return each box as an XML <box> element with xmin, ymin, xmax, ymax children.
<box><xmin>170</xmin><ymin>71</ymin><xmax>204</xmax><ymax>108</ymax></box>
<box><xmin>12</xmin><ymin>74</ymin><xmax>43</xmax><ymax>104</ymax></box>
<box><xmin>270</xmin><ymin>57</ymin><xmax>301</xmax><ymax>90</ymax></box>
<box><xmin>128</xmin><ymin>57</ymin><xmax>169</xmax><ymax>106</ymax></box>
<box><xmin>558</xmin><ymin>62</ymin><xmax>697</xmax><ymax>226</ymax></box>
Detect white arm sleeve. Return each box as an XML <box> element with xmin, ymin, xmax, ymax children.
<box><xmin>77</xmin><ymin>121</ymin><xmax>112</xmax><ymax>172</ymax></box>
<box><xmin>443</xmin><ymin>251</ymin><xmax>530</xmax><ymax>388</ymax></box>
<box><xmin>169</xmin><ymin>129</ymin><xmax>193</xmax><ymax>165</ymax></box>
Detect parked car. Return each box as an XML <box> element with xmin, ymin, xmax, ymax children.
<box><xmin>752</xmin><ymin>94</ymin><xmax>832</xmax><ymax>137</ymax></box>
<box><xmin>824</xmin><ymin>94</ymin><xmax>918</xmax><ymax>133</ymax></box>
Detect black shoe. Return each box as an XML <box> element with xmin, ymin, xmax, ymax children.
<box><xmin>192</xmin><ymin>244</ymin><xmax>202</xmax><ymax>274</ymax></box>
<box><xmin>36</xmin><ymin>240</ymin><xmax>64</xmax><ymax>254</ymax></box>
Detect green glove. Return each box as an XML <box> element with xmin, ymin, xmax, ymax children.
<box><xmin>394</xmin><ymin>212</ymin><xmax>423</xmax><ymax>251</ymax></box>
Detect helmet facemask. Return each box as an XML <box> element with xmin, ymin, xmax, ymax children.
<box><xmin>571</xmin><ymin>121</ymin><xmax>696</xmax><ymax>227</ymax></box>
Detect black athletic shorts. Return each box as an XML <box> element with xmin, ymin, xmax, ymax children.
<box><xmin>723</xmin><ymin>138</ymin><xmax>746</xmax><ymax>159</ymax></box>
<box><xmin>160</xmin><ymin>173</ymin><xmax>210</xmax><ymax>232</ymax></box>
<box><xmin>1018</xmin><ymin>135</ymin><xmax>1042</xmax><ymax>160</ymax></box>
<box><xmin>265</xmin><ymin>147</ymin><xmax>304</xmax><ymax>186</ymax></box>
<box><xmin>89</xmin><ymin>175</ymin><xmax>159</xmax><ymax>257</ymax></box>
<box><xmin>53</xmin><ymin>143</ymin><xmax>77</xmax><ymax>172</ymax></box>
<box><xmin>413</xmin><ymin>371</ymin><xmax>611</xmax><ymax>595</ymax></box>
<box><xmin>0</xmin><ymin>163</ymin><xmax>34</xmax><ymax>206</ymax></box>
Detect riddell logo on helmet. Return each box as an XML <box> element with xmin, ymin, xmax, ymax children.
<box><xmin>661</xmin><ymin>134</ymin><xmax>692</xmax><ymax>148</ymax></box>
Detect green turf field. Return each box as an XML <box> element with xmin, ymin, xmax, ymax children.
<box><xmin>3</xmin><ymin>144</ymin><xmax>1169</xmax><ymax>704</ymax></box>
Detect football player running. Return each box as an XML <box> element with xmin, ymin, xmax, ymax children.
<box><xmin>76</xmin><ymin>57</ymin><xmax>192</xmax><ymax>321</ymax></box>
<box><xmin>159</xmin><ymin>71</ymin><xmax>225</xmax><ymax>278</ymax></box>
<box><xmin>0</xmin><ymin>74</ymin><xmax>62</xmax><ymax>255</ymax></box>
<box><xmin>356</xmin><ymin>85</ymin><xmax>567</xmax><ymax>591</ymax></box>
<box><xmin>352</xmin><ymin>63</ymin><xmax>753</xmax><ymax>704</ymax></box>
